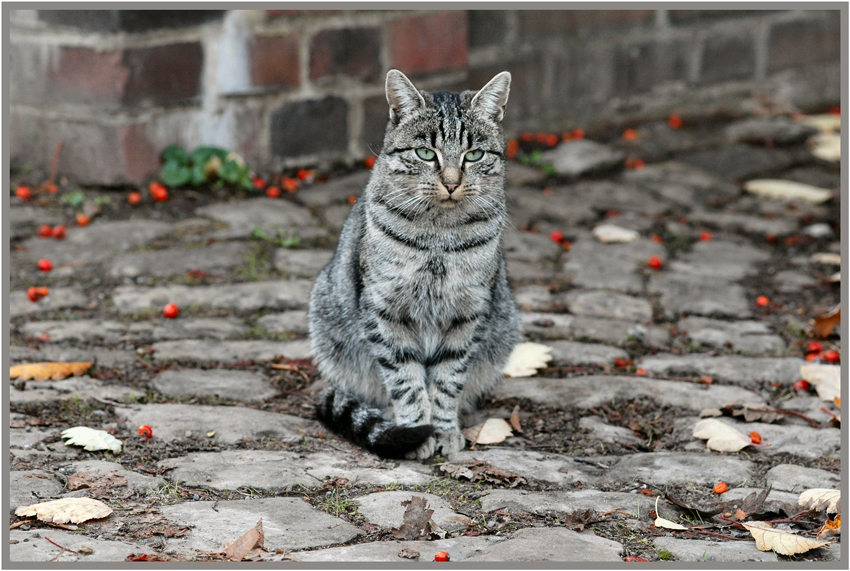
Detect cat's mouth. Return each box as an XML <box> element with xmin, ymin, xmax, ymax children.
<box><xmin>439</xmin><ymin>197</ymin><xmax>459</xmax><ymax>208</ymax></box>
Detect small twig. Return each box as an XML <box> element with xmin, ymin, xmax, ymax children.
<box><xmin>690</xmin><ymin>530</ymin><xmax>750</xmax><ymax>541</ymax></box>
<box><xmin>485</xmin><ymin>505</ymin><xmax>508</xmax><ymax>514</ymax></box>
<box><xmin>573</xmin><ymin>458</ymin><xmax>610</xmax><ymax>470</ymax></box>
<box><xmin>9</xmin><ymin>520</ymin><xmax>28</xmax><ymax>530</ymax></box>
<box><xmin>50</xmin><ymin>549</ymin><xmax>67</xmax><ymax>562</ymax></box>
<box><xmin>304</xmin><ymin>472</ymin><xmax>323</xmax><ymax>482</ymax></box>
<box><xmin>819</xmin><ymin>407</ymin><xmax>840</xmax><ymax>421</ymax></box>
<box><xmin>599</xmin><ymin>509</ymin><xmax>634</xmax><ymax>518</ymax></box>
<box><xmin>764</xmin><ymin>408</ymin><xmax>821</xmax><ymax>428</ymax></box>
<box><xmin>92</xmin><ymin>396</ymin><xmax>133</xmax><ymax>408</ymax></box>
<box><xmin>768</xmin><ymin>509</ymin><xmax>815</xmax><ymax>525</ymax></box>
<box><xmin>716</xmin><ymin>515</ymin><xmax>746</xmax><ymax>528</ymax></box>
<box><xmin>269</xmin><ymin>363</ymin><xmax>311</xmax><ymax>384</ymax></box>
<box><xmin>45</xmin><ymin>536</ymin><xmax>79</xmax><ymax>554</ymax></box>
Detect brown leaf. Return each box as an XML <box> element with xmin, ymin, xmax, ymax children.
<box><xmin>735</xmin><ymin>508</ymin><xmax>747</xmax><ymax>521</ymax></box>
<box><xmin>222</xmin><ymin>519</ymin><xmax>264</xmax><ymax>562</ymax></box>
<box><xmin>742</xmin><ymin>521</ymin><xmax>830</xmax><ymax>555</ymax></box>
<box><xmin>817</xmin><ymin>515</ymin><xmax>840</xmax><ymax>540</ymax></box>
<box><xmin>391</xmin><ymin>497</ymin><xmax>434</xmax><ymax>541</ymax></box>
<box><xmin>398</xmin><ymin>548</ymin><xmax>420</xmax><ymax>560</ymax></box>
<box><xmin>16</xmin><ymin>497</ymin><xmax>112</xmax><ymax>524</ymax></box>
<box><xmin>738</xmin><ymin>487</ymin><xmax>772</xmax><ymax>518</ymax></box>
<box><xmin>629</xmin><ymin>418</ymin><xmax>658</xmax><ymax>440</ymax></box>
<box><xmin>509</xmin><ymin>404</ymin><xmax>523</xmax><ymax>434</ymax></box>
<box><xmin>813</xmin><ymin>306</ymin><xmax>840</xmax><ymax>338</ymax></box>
<box><xmin>125</xmin><ymin>553</ymin><xmax>169</xmax><ymax>561</ymax></box>
<box><xmin>563</xmin><ymin>509</ymin><xmax>596</xmax><ymax>531</ymax></box>
<box><xmin>719</xmin><ymin>402</ymin><xmax>783</xmax><ymax>424</ymax></box>
<box><xmin>82</xmin><ymin>201</ymin><xmax>102</xmax><ymax>220</ymax></box>
<box><xmin>66</xmin><ymin>471</ymin><xmax>128</xmax><ymax>492</ymax></box>
<box><xmin>10</xmin><ymin>362</ymin><xmax>92</xmax><ymax>382</ymax></box>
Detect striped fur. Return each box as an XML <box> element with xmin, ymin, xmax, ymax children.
<box><xmin>309</xmin><ymin>70</ymin><xmax>520</xmax><ymax>459</ymax></box>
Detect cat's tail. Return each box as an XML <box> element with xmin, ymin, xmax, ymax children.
<box><xmin>315</xmin><ymin>387</ymin><xmax>433</xmax><ymax>459</ymax></box>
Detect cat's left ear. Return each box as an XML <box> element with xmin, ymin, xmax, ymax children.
<box><xmin>470</xmin><ymin>71</ymin><xmax>511</xmax><ymax>122</ymax></box>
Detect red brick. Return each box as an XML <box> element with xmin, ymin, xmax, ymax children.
<box><xmin>48</xmin><ymin>47</ymin><xmax>128</xmax><ymax>103</ymax></box>
<box><xmin>519</xmin><ymin>10</ymin><xmax>653</xmax><ymax>39</ymax></box>
<box><xmin>310</xmin><ymin>27</ymin><xmax>382</xmax><ymax>80</ymax></box>
<box><xmin>361</xmin><ymin>94</ymin><xmax>390</xmax><ymax>154</ymax></box>
<box><xmin>270</xmin><ymin>97</ymin><xmax>349</xmax><ymax>158</ymax></box>
<box><xmin>123</xmin><ymin>42</ymin><xmax>204</xmax><ymax>106</ymax></box>
<box><xmin>768</xmin><ymin>16</ymin><xmax>840</xmax><ymax>72</ymax></box>
<box><xmin>389</xmin><ymin>12</ymin><xmax>468</xmax><ymax>75</ymax></box>
<box><xmin>249</xmin><ymin>34</ymin><xmax>300</xmax><ymax>89</ymax></box>
<box><xmin>266</xmin><ymin>10</ymin><xmax>339</xmax><ymax>19</ymax></box>
<box><xmin>121</xmin><ymin>123</ymin><xmax>158</xmax><ymax>184</ymax></box>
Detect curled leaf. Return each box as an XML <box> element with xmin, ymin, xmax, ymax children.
<box><xmin>810</xmin><ymin>133</ymin><xmax>840</xmax><ymax>163</ymax></box>
<box><xmin>592</xmin><ymin>224</ymin><xmax>638</xmax><ymax>243</ymax></box>
<box><xmin>462</xmin><ymin>418</ymin><xmax>513</xmax><ymax>446</ymax></box>
<box><xmin>692</xmin><ymin>418</ymin><xmax>752</xmax><ymax>452</ymax></box>
<box><xmin>813</xmin><ymin>305</ymin><xmax>840</xmax><ymax>339</ymax></box>
<box><xmin>743</xmin><ymin>179</ymin><xmax>832</xmax><ymax>204</ymax></box>
<box><xmin>16</xmin><ymin>497</ymin><xmax>112</xmax><ymax>524</ymax></box>
<box><xmin>817</xmin><ymin>515</ymin><xmax>840</xmax><ymax>540</ymax></box>
<box><xmin>222</xmin><ymin>519</ymin><xmax>264</xmax><ymax>562</ymax></box>
<box><xmin>800</xmin><ymin>364</ymin><xmax>840</xmax><ymax>401</ymax></box>
<box><xmin>742</xmin><ymin>521</ymin><xmax>830</xmax><ymax>555</ymax></box>
<box><xmin>61</xmin><ymin>426</ymin><xmax>122</xmax><ymax>454</ymax></box>
<box><xmin>798</xmin><ymin>489</ymin><xmax>840</xmax><ymax>514</ymax></box>
<box><xmin>9</xmin><ymin>362</ymin><xmax>92</xmax><ymax>381</ymax></box>
<box><xmin>654</xmin><ymin>497</ymin><xmax>687</xmax><ymax>530</ymax></box>
<box><xmin>502</xmin><ymin>342</ymin><xmax>553</xmax><ymax>377</ymax></box>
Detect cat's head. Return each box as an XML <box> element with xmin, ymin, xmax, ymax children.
<box><xmin>373</xmin><ymin>69</ymin><xmax>511</xmax><ymax>220</ymax></box>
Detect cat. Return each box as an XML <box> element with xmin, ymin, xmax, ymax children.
<box><xmin>308</xmin><ymin>69</ymin><xmax>520</xmax><ymax>460</ymax></box>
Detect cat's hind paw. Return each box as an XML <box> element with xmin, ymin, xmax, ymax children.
<box><xmin>434</xmin><ymin>430</ymin><xmax>466</xmax><ymax>456</ymax></box>
<box><xmin>405</xmin><ymin>436</ymin><xmax>436</xmax><ymax>460</ymax></box>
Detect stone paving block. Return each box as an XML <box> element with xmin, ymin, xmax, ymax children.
<box><xmin>676</xmin><ymin>316</ymin><xmax>786</xmax><ymax>355</ymax></box>
<box><xmin>9</xmin><ymin>426</ymin><xmax>53</xmax><ymax>448</ymax></box>
<box><xmin>10</xmin><ymin>470</ymin><xmax>63</xmax><ymax>508</ymax></box>
<box><xmin>635</xmin><ymin>354</ymin><xmax>806</xmax><ymax>385</ymax></box>
<box><xmin>447</xmin><ymin>449</ymin><xmax>603</xmax><ymax>486</ymax></box>
<box><xmin>653</xmin><ymin>537</ymin><xmax>777</xmax><ymax>562</ymax></box>
<box><xmin>601</xmin><ymin>452</ymin><xmax>755</xmax><ymax>487</ymax></box>
<box><xmin>14</xmin><ymin>220</ymin><xmax>175</xmax><ymax>265</ymax></box>
<box><xmin>715</xmin><ymin>419</ymin><xmax>840</xmax><ymax>459</ymax></box>
<box><xmin>506</xmin><ymin>259</ymin><xmax>559</xmax><ymax>281</ymax></box>
<box><xmin>649</xmin><ymin>274</ymin><xmax>751</xmax><ymax>318</ymax></box>
<box><xmin>108</xmin><ymin>241</ymin><xmax>252</xmax><ymax>278</ymax></box>
<box><xmin>9</xmin><ymin>529</ymin><xmax>155</xmax><ymax>562</ymax></box>
<box><xmin>506</xmin><ymin>163</ymin><xmax>548</xmax><ymax>188</ymax></box>
<box><xmin>255</xmin><ymin>310</ymin><xmax>309</xmax><ymax>335</ymax></box>
<box><xmin>9</xmin><ymin>377</ymin><xmax>142</xmax><ymax>404</ymax></box>
<box><xmin>479</xmin><ymin>488</ymin><xmax>661</xmax><ymax>517</ymax></box>
<box><xmin>622</xmin><ymin>161</ymin><xmax>739</xmax><ymax>207</ymax></box>
<box><xmin>466</xmin><ymin>527</ymin><xmax>623</xmax><ymax>562</ymax></box>
<box><xmin>21</xmin><ymin>318</ymin><xmax>248</xmax><ymax>343</ymax></box>
<box><xmin>521</xmin><ymin>312</ymin><xmax>670</xmax><ymax>346</ymax></box>
<box><xmin>10</xmin><ymin>205</ymin><xmax>60</xmax><ymax>235</ymax></box>
<box><xmin>158</xmin><ymin>450</ymin><xmax>433</xmax><ymax>490</ymax></box>
<box><xmin>10</xmin><ymin>288</ymin><xmax>89</xmax><ymax>317</ymax></box>
<box><xmin>274</xmin><ymin>248</ymin><xmax>334</xmax><ymax>277</ymax></box>
<box><xmin>688</xmin><ymin>209</ymin><xmax>798</xmax><ymax>235</ymax></box>
<box><xmin>725</xmin><ymin>117</ymin><xmax>817</xmax><ymax>146</ymax></box>
<box><xmin>297</xmin><ymin>171</ymin><xmax>370</xmax><ymax>206</ymax></box>
<box><xmin>323</xmin><ymin>203</ymin><xmax>353</xmax><ymax>229</ymax></box>
<box><xmin>151</xmin><ymin>369</ymin><xmax>277</xmax><ymax>401</ymax></box>
<box><xmin>115</xmin><ymin>404</ymin><xmax>320</xmax><ymax>443</ymax></box>
<box><xmin>112</xmin><ymin>279</ymin><xmax>314</xmax><ymax>313</ymax></box>
<box><xmin>765</xmin><ymin>464</ymin><xmax>841</xmax><ymax>493</ymax></box>
<box><xmin>355</xmin><ymin>491</ymin><xmax>471</xmax><ymax>532</ymax></box>
<box><xmin>161</xmin><ymin>497</ymin><xmax>364</xmax><ymax>553</ymax></box>
<box><xmin>547</xmin><ymin>340</ymin><xmax>629</xmax><ymax>366</ymax></box>
<box><xmin>150</xmin><ymin>339</ymin><xmax>311</xmax><ymax>362</ymax></box>
<box><xmin>491</xmin><ymin>375</ymin><xmax>765</xmax><ymax>411</ymax></box>
<box><xmin>677</xmin><ymin>145</ymin><xmax>796</xmax><ymax>181</ymax></box>
<box><xmin>195</xmin><ymin>198</ymin><xmax>325</xmax><ymax>239</ymax></box>
<box><xmin>293</xmin><ymin>536</ymin><xmax>504</xmax><ymax>561</ymax></box>
<box><xmin>774</xmin><ymin>269</ymin><xmax>819</xmax><ymax>293</ymax></box>
<box><xmin>579</xmin><ymin>415</ymin><xmax>642</xmax><ymax>445</ymax></box>
<box><xmin>513</xmin><ymin>285</ymin><xmax>561</xmax><ymax>311</ymax></box>
<box><xmin>564</xmin><ymin>290</ymin><xmax>653</xmax><ymax>322</ymax></box>
<box><xmin>502</xmin><ymin>227</ymin><xmax>564</xmax><ymax>262</ymax></box>
<box><xmin>64</xmin><ymin>459</ymin><xmax>164</xmax><ymax>493</ymax></box>
<box><xmin>541</xmin><ymin>139</ymin><xmax>625</xmax><ymax>177</ymax></box>
<box><xmin>506</xmin><ymin>187</ymin><xmax>597</xmax><ymax>227</ymax></box>
<box><xmin>722</xmin><ymin>487</ymin><xmax>800</xmax><ymax>511</ymax></box>
<box><xmin>10</xmin><ymin>346</ymin><xmax>137</xmax><ymax>369</ymax></box>
<box><xmin>563</xmin><ymin>237</ymin><xmax>665</xmax><ymax>293</ymax></box>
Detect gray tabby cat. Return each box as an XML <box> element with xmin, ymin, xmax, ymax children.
<box><xmin>309</xmin><ymin>69</ymin><xmax>520</xmax><ymax>459</ymax></box>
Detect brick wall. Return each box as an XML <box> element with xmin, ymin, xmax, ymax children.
<box><xmin>9</xmin><ymin>9</ymin><xmax>841</xmax><ymax>186</ymax></box>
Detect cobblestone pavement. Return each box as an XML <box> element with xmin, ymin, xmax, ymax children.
<box><xmin>8</xmin><ymin>114</ymin><xmax>841</xmax><ymax>562</ymax></box>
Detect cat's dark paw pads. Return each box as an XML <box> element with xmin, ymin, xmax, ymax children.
<box><xmin>435</xmin><ymin>431</ymin><xmax>465</xmax><ymax>455</ymax></box>
<box><xmin>405</xmin><ymin>436</ymin><xmax>436</xmax><ymax>460</ymax></box>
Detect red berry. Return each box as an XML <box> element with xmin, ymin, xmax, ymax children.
<box><xmin>793</xmin><ymin>379</ymin><xmax>812</xmax><ymax>392</ymax></box>
<box><xmin>506</xmin><ymin>139</ymin><xmax>519</xmax><ymax>159</ymax></box>
<box><xmin>544</xmin><ymin>134</ymin><xmax>559</xmax><ymax>147</ymax></box>
<box><xmin>150</xmin><ymin>185</ymin><xmax>169</xmax><ymax>202</ymax></box>
<box><xmin>15</xmin><ymin>185</ymin><xmax>31</xmax><ymax>200</ymax></box>
<box><xmin>27</xmin><ymin>287</ymin><xmax>40</xmax><ymax>302</ymax></box>
<box><xmin>37</xmin><ymin>224</ymin><xmax>52</xmax><ymax>238</ymax></box>
<box><xmin>571</xmin><ymin>128</ymin><xmax>585</xmax><ymax>139</ymax></box>
<box><xmin>128</xmin><ymin>192</ymin><xmax>143</xmax><ymax>205</ymax></box>
<box><xmin>605</xmin><ymin>209</ymin><xmax>620</xmax><ymax>218</ymax></box>
<box><xmin>37</xmin><ymin>259</ymin><xmax>52</xmax><ymax>272</ymax></box>
<box><xmin>549</xmin><ymin>230</ymin><xmax>564</xmax><ymax>244</ymax></box>
<box><xmin>253</xmin><ymin>177</ymin><xmax>267</xmax><ymax>190</ymax></box>
<box><xmin>613</xmin><ymin>357</ymin><xmax>632</xmax><ymax>368</ymax></box>
<box><xmin>699</xmin><ymin>231</ymin><xmax>713</xmax><ymax>242</ymax></box>
<box><xmin>52</xmin><ymin>225</ymin><xmax>67</xmax><ymax>240</ymax></box>
<box><xmin>519</xmin><ymin>132</ymin><xmax>534</xmax><ymax>142</ymax></box>
<box><xmin>266</xmin><ymin>186</ymin><xmax>281</xmax><ymax>198</ymax></box>
<box><xmin>622</xmin><ymin>128</ymin><xmax>638</xmax><ymax>141</ymax></box>
<box><xmin>755</xmin><ymin>295</ymin><xmax>770</xmax><ymax>307</ymax></box>
<box><xmin>297</xmin><ymin>168</ymin><xmax>311</xmax><ymax>180</ymax></box>
<box><xmin>749</xmin><ymin>431</ymin><xmax>762</xmax><ymax>444</ymax></box>
<box><xmin>823</xmin><ymin>350</ymin><xmax>840</xmax><ymax>363</ymax></box>
<box><xmin>713</xmin><ymin>482</ymin><xmax>728</xmax><ymax>494</ymax></box>
<box><xmin>434</xmin><ymin>551</ymin><xmax>450</xmax><ymax>562</ymax></box>
<box><xmin>163</xmin><ymin>303</ymin><xmax>179</xmax><ymax>319</ymax></box>
<box><xmin>805</xmin><ymin>353</ymin><xmax>821</xmax><ymax>362</ymax></box>
<box><xmin>138</xmin><ymin>425</ymin><xmax>153</xmax><ymax>439</ymax></box>
<box><xmin>650</xmin><ymin>234</ymin><xmax>663</xmax><ymax>244</ymax></box>
<box><xmin>364</xmin><ymin>155</ymin><xmax>377</xmax><ymax>169</ymax></box>
<box><xmin>76</xmin><ymin>213</ymin><xmax>90</xmax><ymax>227</ymax></box>
<box><xmin>36</xmin><ymin>287</ymin><xmax>49</xmax><ymax>298</ymax></box>
<box><xmin>807</xmin><ymin>342</ymin><xmax>823</xmax><ymax>354</ymax></box>
<box><xmin>282</xmin><ymin>177</ymin><xmax>299</xmax><ymax>193</ymax></box>
<box><xmin>668</xmin><ymin>114</ymin><xmax>683</xmax><ymax>129</ymax></box>
<box><xmin>46</xmin><ymin>183</ymin><xmax>59</xmax><ymax>194</ymax></box>
<box><xmin>647</xmin><ymin>256</ymin><xmax>663</xmax><ymax>270</ymax></box>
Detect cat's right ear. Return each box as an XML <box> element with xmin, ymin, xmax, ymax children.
<box><xmin>386</xmin><ymin>70</ymin><xmax>425</xmax><ymax>124</ymax></box>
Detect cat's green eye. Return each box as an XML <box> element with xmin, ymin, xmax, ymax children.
<box><xmin>415</xmin><ymin>147</ymin><xmax>437</xmax><ymax>161</ymax></box>
<box><xmin>464</xmin><ymin>149</ymin><xmax>484</xmax><ymax>162</ymax></box>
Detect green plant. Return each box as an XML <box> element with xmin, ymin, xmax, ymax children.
<box><xmin>59</xmin><ymin>190</ymin><xmax>86</xmax><ymax>207</ymax></box>
<box><xmin>658</xmin><ymin>550</ymin><xmax>674</xmax><ymax>561</ymax></box>
<box><xmin>251</xmin><ymin>226</ymin><xmax>301</xmax><ymax>248</ymax></box>
<box><xmin>319</xmin><ymin>488</ymin><xmax>358</xmax><ymax>517</ymax></box>
<box><xmin>159</xmin><ymin>145</ymin><xmax>253</xmax><ymax>190</ymax></box>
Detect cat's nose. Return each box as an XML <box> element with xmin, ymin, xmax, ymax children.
<box><xmin>444</xmin><ymin>181</ymin><xmax>460</xmax><ymax>194</ymax></box>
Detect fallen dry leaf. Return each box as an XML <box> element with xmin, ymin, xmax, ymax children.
<box><xmin>223</xmin><ymin>519</ymin><xmax>264</xmax><ymax>562</ymax></box>
<box><xmin>800</xmin><ymin>364</ymin><xmax>840</xmax><ymax>401</ymax></box>
<box><xmin>817</xmin><ymin>515</ymin><xmax>840</xmax><ymax>540</ymax></box>
<box><xmin>462</xmin><ymin>418</ymin><xmax>513</xmax><ymax>446</ymax></box>
<box><xmin>392</xmin><ymin>497</ymin><xmax>434</xmax><ymax>541</ymax></box>
<box><xmin>743</xmin><ymin>179</ymin><xmax>832</xmax><ymax>204</ymax></box>
<box><xmin>737</xmin><ymin>488</ymin><xmax>773</xmax><ymax>519</ymax></box>
<box><xmin>61</xmin><ymin>426</ymin><xmax>122</xmax><ymax>454</ymax></box>
<box><xmin>742</xmin><ymin>521</ymin><xmax>830</xmax><ymax>555</ymax></box>
<box><xmin>798</xmin><ymin>489</ymin><xmax>840</xmax><ymax>514</ymax></box>
<box><xmin>398</xmin><ymin>548</ymin><xmax>420</xmax><ymax>560</ymax></box>
<box><xmin>810</xmin><ymin>132</ymin><xmax>840</xmax><ymax>163</ymax></box>
<box><xmin>592</xmin><ymin>224</ymin><xmax>638</xmax><ymax>243</ymax></box>
<box><xmin>811</xmin><ymin>253</ymin><xmax>841</xmax><ymax>266</ymax></box>
<box><xmin>563</xmin><ymin>509</ymin><xmax>596</xmax><ymax>531</ymax></box>
<box><xmin>508</xmin><ymin>404</ymin><xmax>523</xmax><ymax>434</ymax></box>
<box><xmin>719</xmin><ymin>402</ymin><xmax>783</xmax><ymax>424</ymax></box>
<box><xmin>654</xmin><ymin>497</ymin><xmax>687</xmax><ymax>530</ymax></box>
<box><xmin>9</xmin><ymin>362</ymin><xmax>92</xmax><ymax>381</ymax></box>
<box><xmin>813</xmin><ymin>306</ymin><xmax>840</xmax><ymax>339</ymax></box>
<box><xmin>692</xmin><ymin>418</ymin><xmax>752</xmax><ymax>452</ymax></box>
<box><xmin>16</xmin><ymin>497</ymin><xmax>112</xmax><ymax>524</ymax></box>
<box><xmin>439</xmin><ymin>460</ymin><xmax>526</xmax><ymax>488</ymax></box>
<box><xmin>66</xmin><ymin>471</ymin><xmax>128</xmax><ymax>492</ymax></box>
<box><xmin>502</xmin><ymin>342</ymin><xmax>553</xmax><ymax>377</ymax></box>
<box><xmin>796</xmin><ymin>114</ymin><xmax>841</xmax><ymax>133</ymax></box>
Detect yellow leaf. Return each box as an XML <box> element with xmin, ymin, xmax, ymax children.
<box><xmin>742</xmin><ymin>521</ymin><xmax>830</xmax><ymax>555</ymax></box>
<box><xmin>61</xmin><ymin>426</ymin><xmax>122</xmax><ymax>454</ymax></box>
<box><xmin>502</xmin><ymin>342</ymin><xmax>553</xmax><ymax>377</ymax></box>
<box><xmin>743</xmin><ymin>179</ymin><xmax>832</xmax><ymax>204</ymax></box>
<box><xmin>9</xmin><ymin>362</ymin><xmax>92</xmax><ymax>381</ymax></box>
<box><xmin>798</xmin><ymin>489</ymin><xmax>840</xmax><ymax>514</ymax></box>
<box><xmin>654</xmin><ymin>497</ymin><xmax>687</xmax><ymax>530</ymax></box>
<box><xmin>817</xmin><ymin>515</ymin><xmax>840</xmax><ymax>540</ymax></box>
<box><xmin>462</xmin><ymin>418</ymin><xmax>513</xmax><ymax>446</ymax></box>
<box><xmin>15</xmin><ymin>497</ymin><xmax>112</xmax><ymax>524</ymax></box>
<box><xmin>800</xmin><ymin>365</ymin><xmax>841</xmax><ymax>402</ymax></box>
<box><xmin>692</xmin><ymin>418</ymin><xmax>752</xmax><ymax>452</ymax></box>
<box><xmin>810</xmin><ymin>133</ymin><xmax>840</xmax><ymax>163</ymax></box>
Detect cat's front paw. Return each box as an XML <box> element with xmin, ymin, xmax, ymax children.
<box><xmin>434</xmin><ymin>430</ymin><xmax>466</xmax><ymax>456</ymax></box>
<box><xmin>405</xmin><ymin>436</ymin><xmax>436</xmax><ymax>460</ymax></box>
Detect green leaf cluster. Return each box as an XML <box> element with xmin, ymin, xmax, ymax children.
<box><xmin>159</xmin><ymin>145</ymin><xmax>253</xmax><ymax>190</ymax></box>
